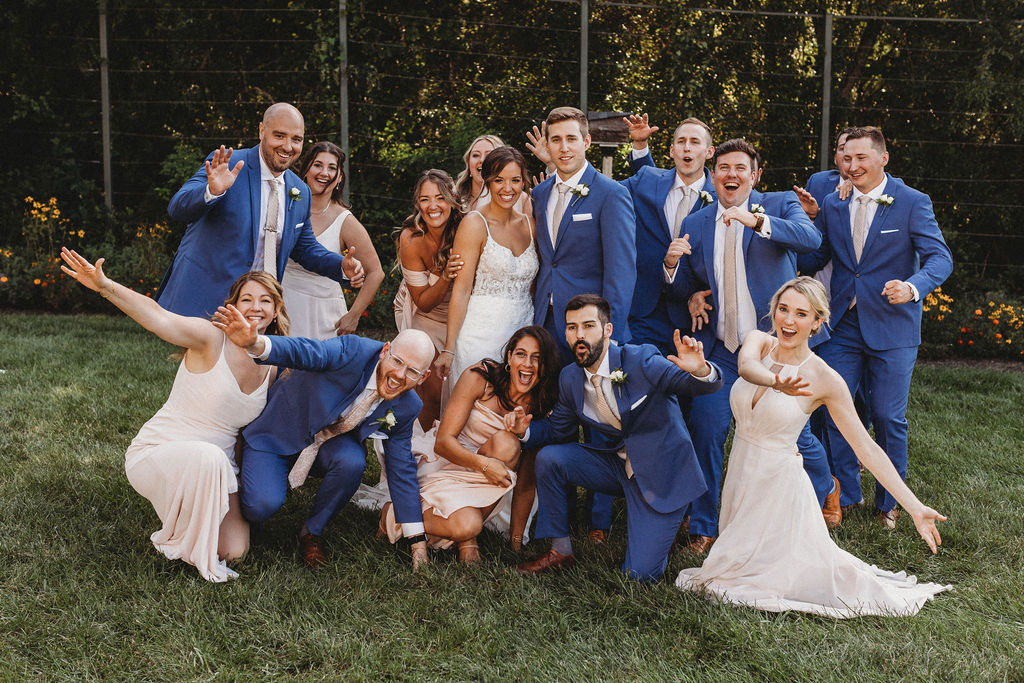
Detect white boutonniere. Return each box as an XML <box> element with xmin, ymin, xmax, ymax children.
<box><xmin>876</xmin><ymin>194</ymin><xmax>895</xmax><ymax>206</ymax></box>
<box><xmin>699</xmin><ymin>190</ymin><xmax>714</xmax><ymax>206</ymax></box>
<box><xmin>288</xmin><ymin>187</ymin><xmax>302</xmax><ymax>203</ymax></box>
<box><xmin>609</xmin><ymin>369</ymin><xmax>628</xmax><ymax>386</ymax></box>
<box><xmin>749</xmin><ymin>203</ymin><xmax>765</xmax><ymax>215</ymax></box>
<box><xmin>375</xmin><ymin>409</ymin><xmax>397</xmax><ymax>431</ymax></box>
<box><xmin>572</xmin><ymin>183</ymin><xmax>590</xmax><ymax>197</ymax></box>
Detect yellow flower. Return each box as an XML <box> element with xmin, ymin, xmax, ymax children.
<box><xmin>77</xmin><ymin>230</ymin><xmax>85</xmax><ymax>238</ymax></box>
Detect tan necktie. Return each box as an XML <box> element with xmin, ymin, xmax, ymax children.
<box><xmin>590</xmin><ymin>375</ymin><xmax>633</xmax><ymax>478</ymax></box>
<box><xmin>672</xmin><ymin>187</ymin><xmax>691</xmax><ymax>239</ymax></box>
<box><xmin>550</xmin><ymin>183</ymin><xmax>572</xmax><ymax>247</ymax></box>
<box><xmin>722</xmin><ymin>219</ymin><xmax>741</xmax><ymax>353</ymax></box>
<box><xmin>263</xmin><ymin>180</ymin><xmax>280</xmax><ymax>275</ymax></box>
<box><xmin>288</xmin><ymin>389</ymin><xmax>379</xmax><ymax>489</ymax></box>
<box><xmin>849</xmin><ymin>195</ymin><xmax>872</xmax><ymax>309</ymax></box>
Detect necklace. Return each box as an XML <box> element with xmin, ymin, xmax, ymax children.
<box><xmin>313</xmin><ymin>202</ymin><xmax>332</xmax><ymax>216</ymax></box>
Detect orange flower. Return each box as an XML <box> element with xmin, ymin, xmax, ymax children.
<box><xmin>960</xmin><ymin>327</ymin><xmax>967</xmax><ymax>333</ymax></box>
<box><xmin>33</xmin><ymin>278</ymin><xmax>41</xmax><ymax>285</ymax></box>
<box><xmin>996</xmin><ymin>333</ymin><xmax>1003</xmax><ymax>340</ymax></box>
<box><xmin>975</xmin><ymin>309</ymin><xmax>982</xmax><ymax>316</ymax></box>
<box><xmin>0</xmin><ymin>276</ymin><xmax>7</xmax><ymax>283</ymax></box>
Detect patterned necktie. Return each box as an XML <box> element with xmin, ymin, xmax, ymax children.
<box><xmin>590</xmin><ymin>375</ymin><xmax>633</xmax><ymax>478</ymax></box>
<box><xmin>722</xmin><ymin>219</ymin><xmax>741</xmax><ymax>353</ymax></box>
<box><xmin>263</xmin><ymin>179</ymin><xmax>280</xmax><ymax>276</ymax></box>
<box><xmin>672</xmin><ymin>187</ymin><xmax>691</xmax><ymax>239</ymax></box>
<box><xmin>287</xmin><ymin>389</ymin><xmax>379</xmax><ymax>489</ymax></box>
<box><xmin>550</xmin><ymin>183</ymin><xmax>572</xmax><ymax>247</ymax></box>
<box><xmin>849</xmin><ymin>195</ymin><xmax>872</xmax><ymax>309</ymax></box>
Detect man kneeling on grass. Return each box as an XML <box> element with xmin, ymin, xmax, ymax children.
<box><xmin>507</xmin><ymin>294</ymin><xmax>722</xmax><ymax>581</ymax></box>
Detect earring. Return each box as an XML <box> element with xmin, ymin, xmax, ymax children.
<box><xmin>504</xmin><ymin>363</ymin><xmax>511</xmax><ymax>372</ymax></box>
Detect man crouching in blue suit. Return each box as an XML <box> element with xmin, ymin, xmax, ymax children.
<box><xmin>215</xmin><ymin>305</ymin><xmax>435</xmax><ymax>571</ymax></box>
<box><xmin>509</xmin><ymin>294</ymin><xmax>722</xmax><ymax>582</ymax></box>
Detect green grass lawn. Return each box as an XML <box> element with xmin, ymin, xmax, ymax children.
<box><xmin>2</xmin><ymin>312</ymin><xmax>1023</xmax><ymax>681</ymax></box>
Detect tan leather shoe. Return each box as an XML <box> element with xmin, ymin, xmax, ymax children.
<box><xmin>516</xmin><ymin>548</ymin><xmax>576</xmax><ymax>575</ymax></box>
<box><xmin>822</xmin><ymin>476</ymin><xmax>842</xmax><ymax>528</ymax></box>
<box><xmin>685</xmin><ymin>535</ymin><xmax>716</xmax><ymax>555</ymax></box>
<box><xmin>299</xmin><ymin>532</ymin><xmax>327</xmax><ymax>569</ymax></box>
<box><xmin>587</xmin><ymin>529</ymin><xmax>609</xmax><ymax>544</ymax></box>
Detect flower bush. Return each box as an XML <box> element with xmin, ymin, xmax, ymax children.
<box><xmin>920</xmin><ymin>287</ymin><xmax>1024</xmax><ymax>360</ymax></box>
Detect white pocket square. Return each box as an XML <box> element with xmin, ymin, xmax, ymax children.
<box><xmin>572</xmin><ymin>213</ymin><xmax>593</xmax><ymax>221</ymax></box>
<box><xmin>630</xmin><ymin>395</ymin><xmax>648</xmax><ymax>410</ymax></box>
<box><xmin>880</xmin><ymin>229</ymin><xmax>899</xmax><ymax>234</ymax></box>
<box><xmin>368</xmin><ymin>432</ymin><xmax>390</xmax><ymax>440</ymax></box>
<box><xmin>295</xmin><ymin>222</ymin><xmax>305</xmax><ymax>228</ymax></box>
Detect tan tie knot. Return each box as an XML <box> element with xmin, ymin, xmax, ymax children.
<box><xmin>857</xmin><ymin>195</ymin><xmax>871</xmax><ymax>206</ymax></box>
<box><xmin>557</xmin><ymin>183</ymin><xmax>572</xmax><ymax>196</ymax></box>
<box><xmin>590</xmin><ymin>374</ymin><xmax>602</xmax><ymax>389</ymax></box>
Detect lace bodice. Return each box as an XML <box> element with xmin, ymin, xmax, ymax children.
<box><xmin>469</xmin><ymin>211</ymin><xmax>538</xmax><ymax>301</ymax></box>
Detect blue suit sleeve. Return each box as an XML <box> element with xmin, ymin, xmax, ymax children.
<box><xmin>641</xmin><ymin>350</ymin><xmax>722</xmax><ymax>399</ymax></box>
<box><xmin>168</xmin><ymin>153</ymin><xmax>218</xmax><ymax>225</ymax></box>
<box><xmin>261</xmin><ymin>335</ymin><xmax>352</xmax><ymax>371</ymax></box>
<box><xmin>905</xmin><ymin>194</ymin><xmax>953</xmax><ymax>296</ymax></box>
<box><xmin>522</xmin><ymin>372</ymin><xmax>581</xmax><ymax>449</ymax></box>
<box><xmin>628</xmin><ymin>149</ymin><xmax>657</xmax><ymax>174</ymax></box>
<box><xmin>766</xmin><ymin>192</ymin><xmax>822</xmax><ymax>254</ymax></box>
<box><xmin>288</xmin><ymin>194</ymin><xmax>348</xmax><ymax>284</ymax></box>
<box><xmin>382</xmin><ymin>408</ymin><xmax>424</xmax><ymax>525</ymax></box>
<box><xmin>601</xmin><ymin>183</ymin><xmax>638</xmax><ymax>341</ymax></box>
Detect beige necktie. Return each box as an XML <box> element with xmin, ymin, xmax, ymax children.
<box><xmin>288</xmin><ymin>389</ymin><xmax>379</xmax><ymax>489</ymax></box>
<box><xmin>672</xmin><ymin>187</ymin><xmax>691</xmax><ymax>239</ymax></box>
<box><xmin>849</xmin><ymin>195</ymin><xmax>872</xmax><ymax>309</ymax></box>
<box><xmin>590</xmin><ymin>375</ymin><xmax>633</xmax><ymax>478</ymax></box>
<box><xmin>263</xmin><ymin>180</ymin><xmax>280</xmax><ymax>275</ymax></box>
<box><xmin>722</xmin><ymin>219</ymin><xmax>741</xmax><ymax>353</ymax></box>
<box><xmin>550</xmin><ymin>183</ymin><xmax>572</xmax><ymax>247</ymax></box>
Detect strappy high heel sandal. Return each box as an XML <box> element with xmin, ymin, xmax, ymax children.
<box><xmin>457</xmin><ymin>539</ymin><xmax>480</xmax><ymax>564</ymax></box>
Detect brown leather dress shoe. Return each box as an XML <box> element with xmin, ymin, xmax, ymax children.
<box><xmin>299</xmin><ymin>533</ymin><xmax>328</xmax><ymax>568</ymax></box>
<box><xmin>822</xmin><ymin>476</ymin><xmax>842</xmax><ymax>528</ymax></box>
<box><xmin>685</xmin><ymin>535</ymin><xmax>716</xmax><ymax>555</ymax></box>
<box><xmin>877</xmin><ymin>508</ymin><xmax>899</xmax><ymax>530</ymax></box>
<box><xmin>516</xmin><ymin>548</ymin><xmax>576</xmax><ymax>575</ymax></box>
<box><xmin>587</xmin><ymin>529</ymin><xmax>608</xmax><ymax>544</ymax></box>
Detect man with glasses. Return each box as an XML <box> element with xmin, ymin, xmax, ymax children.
<box><xmin>215</xmin><ymin>306</ymin><xmax>436</xmax><ymax>570</ymax></box>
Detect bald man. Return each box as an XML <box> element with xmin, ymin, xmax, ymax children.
<box><xmin>217</xmin><ymin>305</ymin><xmax>435</xmax><ymax>570</ymax></box>
<box><xmin>158</xmin><ymin>102</ymin><xmax>364</xmax><ymax>318</ymax></box>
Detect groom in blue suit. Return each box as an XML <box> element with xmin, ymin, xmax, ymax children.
<box><xmin>619</xmin><ymin>114</ymin><xmax>717</xmax><ymax>355</ymax></box>
<box><xmin>513</xmin><ymin>294</ymin><xmax>721</xmax><ymax>582</ymax></box>
<box><xmin>158</xmin><ymin>103</ymin><xmax>362</xmax><ymax>318</ymax></box>
<box><xmin>215</xmin><ymin>308</ymin><xmax>436</xmax><ymax>570</ymax></box>
<box><xmin>670</xmin><ymin>138</ymin><xmax>831</xmax><ymax>552</ymax></box>
<box><xmin>803</xmin><ymin>126</ymin><xmax>953</xmax><ymax>525</ymax></box>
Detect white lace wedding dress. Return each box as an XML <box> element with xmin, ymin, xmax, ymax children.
<box><xmin>675</xmin><ymin>349</ymin><xmax>951</xmax><ymax>618</ymax></box>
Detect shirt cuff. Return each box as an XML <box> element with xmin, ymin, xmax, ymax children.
<box><xmin>204</xmin><ymin>185</ymin><xmax>225</xmax><ymax>203</ymax></box>
<box><xmin>692</xmin><ymin>362</ymin><xmax>719</xmax><ymax>383</ymax></box>
<box><xmin>246</xmin><ymin>335</ymin><xmax>272</xmax><ymax>360</ymax></box>
<box><xmin>756</xmin><ymin>215</ymin><xmax>772</xmax><ymax>239</ymax></box>
<box><xmin>907</xmin><ymin>282</ymin><xmax>920</xmax><ymax>302</ymax></box>
<box><xmin>519</xmin><ymin>426</ymin><xmax>531</xmax><ymax>442</ymax></box>
<box><xmin>401</xmin><ymin>522</ymin><xmax>425</xmax><ymax>537</ymax></box>
<box><xmin>630</xmin><ymin>147</ymin><xmax>651</xmax><ymax>161</ymax></box>
<box><xmin>663</xmin><ymin>263</ymin><xmax>678</xmax><ymax>284</ymax></box>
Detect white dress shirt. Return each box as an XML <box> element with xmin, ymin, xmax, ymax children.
<box><xmin>545</xmin><ymin>163</ymin><xmax>588</xmax><ymax>243</ymax></box>
<box><xmin>712</xmin><ymin>200</ymin><xmax>759</xmax><ymax>347</ymax></box>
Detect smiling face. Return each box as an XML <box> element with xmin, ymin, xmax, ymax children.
<box><xmin>564</xmin><ymin>305</ymin><xmax>612</xmax><ymax>370</ymax></box>
<box><xmin>258</xmin><ymin>107</ymin><xmax>304</xmax><ymax>175</ymax></box>
<box><xmin>234</xmin><ymin>280</ymin><xmax>277</xmax><ymax>333</ymax></box>
<box><xmin>416</xmin><ymin>180</ymin><xmax>453</xmax><ymax>232</ymax></box>
<box><xmin>486</xmin><ymin>161</ymin><xmax>525</xmax><ymax>209</ymax></box>
<box><xmin>843</xmin><ymin>136</ymin><xmax>889</xmax><ymax>193</ymax></box>
<box><xmin>507</xmin><ymin>334</ymin><xmax>541</xmax><ymax>395</ymax></box>
<box><xmin>711</xmin><ymin>150</ymin><xmax>756</xmax><ymax>208</ymax></box>
<box><xmin>546</xmin><ymin>119</ymin><xmax>591</xmax><ymax>179</ymax></box>
<box><xmin>669</xmin><ymin>123</ymin><xmax>714</xmax><ymax>184</ymax></box>
<box><xmin>773</xmin><ymin>288</ymin><xmax>821</xmax><ymax>349</ymax></box>
<box><xmin>304</xmin><ymin>151</ymin><xmax>340</xmax><ymax>197</ymax></box>
<box><xmin>468</xmin><ymin>139</ymin><xmax>496</xmax><ymax>185</ymax></box>
<box><xmin>376</xmin><ymin>341</ymin><xmax>432</xmax><ymax>401</ymax></box>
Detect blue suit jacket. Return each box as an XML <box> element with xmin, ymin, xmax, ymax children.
<box><xmin>804</xmin><ymin>169</ymin><xmax>842</xmax><ymax>208</ymax></box>
<box><xmin>803</xmin><ymin>174</ymin><xmax>953</xmax><ymax>350</ymax></box>
<box><xmin>525</xmin><ymin>343</ymin><xmax>720</xmax><ymax>514</ymax></box>
<box><xmin>241</xmin><ymin>335</ymin><xmax>424</xmax><ymax>524</ymax></box>
<box><xmin>672</xmin><ymin>190</ymin><xmax>824</xmax><ymax>357</ymax></box>
<box><xmin>158</xmin><ymin>146</ymin><xmax>347</xmax><ymax>318</ymax></box>
<box><xmin>620</xmin><ymin>165</ymin><xmax>716</xmax><ymax>329</ymax></box>
<box><xmin>532</xmin><ymin>161</ymin><xmax>637</xmax><ymax>345</ymax></box>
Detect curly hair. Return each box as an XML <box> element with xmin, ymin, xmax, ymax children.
<box><xmin>397</xmin><ymin>169</ymin><xmax>464</xmax><ymax>273</ymax></box>
<box><xmin>470</xmin><ymin>326</ymin><xmax>561</xmax><ymax>417</ymax></box>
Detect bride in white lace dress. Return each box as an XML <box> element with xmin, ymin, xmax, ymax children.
<box><xmin>435</xmin><ymin>146</ymin><xmax>539</xmax><ymax>395</ymax></box>
<box><xmin>676</xmin><ymin>277</ymin><xmax>950</xmax><ymax>617</ymax></box>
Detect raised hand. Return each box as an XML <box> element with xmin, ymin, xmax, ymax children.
<box><xmin>909</xmin><ymin>506</ymin><xmax>946</xmax><ymax>554</ymax></box>
<box><xmin>667</xmin><ymin>329</ymin><xmax>710</xmax><ymax>376</ymax></box>
<box><xmin>525</xmin><ymin>122</ymin><xmax>552</xmax><ymax>168</ymax></box>
<box><xmin>503</xmin><ymin>405</ymin><xmax>532</xmax><ymax>438</ymax></box>
<box><xmin>342</xmin><ymin>245</ymin><xmax>365</xmax><ymax>288</ymax></box>
<box><xmin>688</xmin><ymin>289</ymin><xmax>713</xmax><ymax>332</ymax></box>
<box><xmin>60</xmin><ymin>247</ymin><xmax>113</xmax><ymax>295</ymax></box>
<box><xmin>205</xmin><ymin>145</ymin><xmax>245</xmax><ymax>197</ymax></box>
<box><xmin>793</xmin><ymin>185</ymin><xmax>819</xmax><ymax>220</ymax></box>
<box><xmin>623</xmin><ymin>113</ymin><xmax>659</xmax><ymax>149</ymax></box>
<box><xmin>212</xmin><ymin>304</ymin><xmax>260</xmax><ymax>351</ymax></box>
<box><xmin>771</xmin><ymin>373</ymin><xmax>812</xmax><ymax>396</ymax></box>
<box><xmin>664</xmin><ymin>233</ymin><xmax>691</xmax><ymax>269</ymax></box>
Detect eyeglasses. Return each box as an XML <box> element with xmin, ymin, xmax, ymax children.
<box><xmin>386</xmin><ymin>350</ymin><xmax>426</xmax><ymax>382</ymax></box>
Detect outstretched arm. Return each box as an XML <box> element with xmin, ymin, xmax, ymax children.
<box><xmin>60</xmin><ymin>248</ymin><xmax>219</xmax><ymax>353</ymax></box>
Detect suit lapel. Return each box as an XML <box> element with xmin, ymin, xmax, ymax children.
<box><xmin>860</xmin><ymin>174</ymin><xmax>896</xmax><ymax>258</ymax></box>
<box><xmin>248</xmin><ymin>148</ymin><xmax>262</xmax><ymax>257</ymax></box>
<box><xmin>533</xmin><ymin>177</ymin><xmax>553</xmax><ymax>249</ymax></box>
<box><xmin>741</xmin><ymin>190</ymin><xmax>761</xmax><ymax>256</ymax></box>
<box><xmin>835</xmin><ymin>194</ymin><xmax>856</xmax><ymax>265</ymax></box>
<box><xmin>554</xmin><ymin>163</ymin><xmax>595</xmax><ymax>252</ymax></box>
<box><xmin>654</xmin><ymin>169</ymin><xmax>675</xmax><ymax>239</ymax></box>
<box><xmin>607</xmin><ymin>346</ymin><xmax>630</xmax><ymax>429</ymax></box>
<box><xmin>701</xmin><ymin>210</ymin><xmax>717</xmax><ymax>295</ymax></box>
